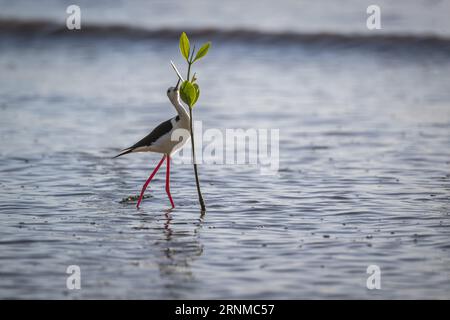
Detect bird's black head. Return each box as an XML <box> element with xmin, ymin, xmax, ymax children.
<box><xmin>167</xmin><ymin>77</ymin><xmax>181</xmax><ymax>99</ymax></box>
<box><xmin>166</xmin><ymin>86</ymin><xmax>179</xmax><ymax>100</ymax></box>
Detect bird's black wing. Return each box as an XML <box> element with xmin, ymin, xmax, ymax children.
<box><xmin>114</xmin><ymin>116</ymin><xmax>179</xmax><ymax>158</ymax></box>
<box><xmin>130</xmin><ymin>118</ymin><xmax>174</xmax><ymax>148</ymax></box>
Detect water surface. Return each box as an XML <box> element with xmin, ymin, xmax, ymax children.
<box><xmin>0</xmin><ymin>1</ymin><xmax>450</xmax><ymax>299</ymax></box>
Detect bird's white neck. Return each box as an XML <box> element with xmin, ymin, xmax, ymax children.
<box><xmin>171</xmin><ymin>96</ymin><xmax>190</xmax><ymax>120</ymax></box>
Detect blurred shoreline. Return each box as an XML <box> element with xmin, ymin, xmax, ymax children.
<box><xmin>1</xmin><ymin>17</ymin><xmax>450</xmax><ymax>55</ymax></box>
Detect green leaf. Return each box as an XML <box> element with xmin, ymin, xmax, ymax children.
<box><xmin>180</xmin><ymin>81</ymin><xmax>197</xmax><ymax>108</ymax></box>
<box><xmin>192</xmin><ymin>83</ymin><xmax>200</xmax><ymax>106</ymax></box>
<box><xmin>179</xmin><ymin>32</ymin><xmax>190</xmax><ymax>61</ymax></box>
<box><xmin>193</xmin><ymin>42</ymin><xmax>211</xmax><ymax>63</ymax></box>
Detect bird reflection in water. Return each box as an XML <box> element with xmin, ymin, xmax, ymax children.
<box><xmin>151</xmin><ymin>209</ymin><xmax>205</xmax><ymax>296</ymax></box>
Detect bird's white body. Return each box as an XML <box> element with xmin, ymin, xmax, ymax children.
<box><xmin>133</xmin><ymin>114</ymin><xmax>190</xmax><ymax>155</ymax></box>
<box><xmin>149</xmin><ymin>90</ymin><xmax>190</xmax><ymax>155</ymax></box>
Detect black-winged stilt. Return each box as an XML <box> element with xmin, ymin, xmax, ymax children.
<box><xmin>114</xmin><ymin>77</ymin><xmax>190</xmax><ymax>209</ymax></box>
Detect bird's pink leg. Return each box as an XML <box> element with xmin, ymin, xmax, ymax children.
<box><xmin>136</xmin><ymin>155</ymin><xmax>166</xmax><ymax>209</ymax></box>
<box><xmin>165</xmin><ymin>155</ymin><xmax>175</xmax><ymax>208</ymax></box>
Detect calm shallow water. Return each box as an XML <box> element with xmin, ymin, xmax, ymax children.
<box><xmin>1</xmin><ymin>25</ymin><xmax>450</xmax><ymax>298</ymax></box>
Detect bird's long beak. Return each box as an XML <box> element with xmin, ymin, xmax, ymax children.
<box><xmin>170</xmin><ymin>60</ymin><xmax>185</xmax><ymax>86</ymax></box>
<box><xmin>175</xmin><ymin>78</ymin><xmax>181</xmax><ymax>90</ymax></box>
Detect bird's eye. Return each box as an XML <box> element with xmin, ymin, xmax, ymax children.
<box><xmin>167</xmin><ymin>89</ymin><xmax>170</xmax><ymax>93</ymax></box>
